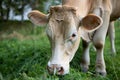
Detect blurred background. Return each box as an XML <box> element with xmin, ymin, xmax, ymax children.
<box><xmin>0</xmin><ymin>0</ymin><xmax>62</xmax><ymax>40</ymax></box>
<box><xmin>0</xmin><ymin>0</ymin><xmax>61</xmax><ymax>21</ymax></box>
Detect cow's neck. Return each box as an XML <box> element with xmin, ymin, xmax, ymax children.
<box><xmin>62</xmin><ymin>0</ymin><xmax>91</xmax><ymax>17</ymax></box>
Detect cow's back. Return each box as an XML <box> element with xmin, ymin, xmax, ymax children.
<box><xmin>110</xmin><ymin>0</ymin><xmax>120</xmax><ymax>21</ymax></box>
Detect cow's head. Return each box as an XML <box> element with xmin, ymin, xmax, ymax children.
<box><xmin>28</xmin><ymin>5</ymin><xmax>103</xmax><ymax>75</ymax></box>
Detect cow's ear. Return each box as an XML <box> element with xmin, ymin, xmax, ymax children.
<box><xmin>28</xmin><ymin>10</ymin><xmax>48</xmax><ymax>26</ymax></box>
<box><xmin>80</xmin><ymin>14</ymin><xmax>103</xmax><ymax>32</ymax></box>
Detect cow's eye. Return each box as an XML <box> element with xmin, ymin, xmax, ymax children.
<box><xmin>72</xmin><ymin>33</ymin><xmax>76</xmax><ymax>38</ymax></box>
<box><xmin>68</xmin><ymin>33</ymin><xmax>77</xmax><ymax>43</ymax></box>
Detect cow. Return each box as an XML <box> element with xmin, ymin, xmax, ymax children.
<box><xmin>28</xmin><ymin>0</ymin><xmax>120</xmax><ymax>76</ymax></box>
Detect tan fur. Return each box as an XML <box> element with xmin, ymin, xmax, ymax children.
<box><xmin>110</xmin><ymin>0</ymin><xmax>120</xmax><ymax>21</ymax></box>
<box><xmin>63</xmin><ymin>0</ymin><xmax>120</xmax><ymax>21</ymax></box>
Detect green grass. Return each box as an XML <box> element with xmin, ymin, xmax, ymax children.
<box><xmin>0</xmin><ymin>21</ymin><xmax>120</xmax><ymax>80</ymax></box>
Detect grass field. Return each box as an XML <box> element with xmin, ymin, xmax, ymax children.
<box><xmin>0</xmin><ymin>21</ymin><xmax>120</xmax><ymax>80</ymax></box>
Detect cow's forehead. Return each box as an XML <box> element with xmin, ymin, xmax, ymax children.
<box><xmin>46</xmin><ymin>6</ymin><xmax>78</xmax><ymax>39</ymax></box>
<box><xmin>47</xmin><ymin>17</ymin><xmax>68</xmax><ymax>39</ymax></box>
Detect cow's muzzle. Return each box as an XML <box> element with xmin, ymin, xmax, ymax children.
<box><xmin>47</xmin><ymin>64</ymin><xmax>64</xmax><ymax>75</ymax></box>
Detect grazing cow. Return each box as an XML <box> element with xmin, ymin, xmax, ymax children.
<box><xmin>28</xmin><ymin>0</ymin><xmax>120</xmax><ymax>76</ymax></box>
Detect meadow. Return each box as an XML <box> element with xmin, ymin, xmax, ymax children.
<box><xmin>0</xmin><ymin>21</ymin><xmax>120</xmax><ymax>80</ymax></box>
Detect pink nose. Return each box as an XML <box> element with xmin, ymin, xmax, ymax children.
<box><xmin>47</xmin><ymin>64</ymin><xmax>64</xmax><ymax>75</ymax></box>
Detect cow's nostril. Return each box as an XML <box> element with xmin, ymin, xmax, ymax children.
<box><xmin>47</xmin><ymin>64</ymin><xmax>64</xmax><ymax>75</ymax></box>
<box><xmin>58</xmin><ymin>67</ymin><xmax>64</xmax><ymax>74</ymax></box>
